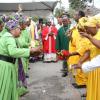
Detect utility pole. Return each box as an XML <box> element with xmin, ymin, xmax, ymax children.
<box><xmin>59</xmin><ymin>0</ymin><xmax>62</xmax><ymax>16</ymax></box>
<box><xmin>60</xmin><ymin>0</ymin><xmax>61</xmax><ymax>9</ymax></box>
<box><xmin>18</xmin><ymin>4</ymin><xmax>22</xmax><ymax>13</ymax></box>
<box><xmin>92</xmin><ymin>0</ymin><xmax>94</xmax><ymax>7</ymax></box>
<box><xmin>60</xmin><ymin>0</ymin><xmax>61</xmax><ymax>14</ymax></box>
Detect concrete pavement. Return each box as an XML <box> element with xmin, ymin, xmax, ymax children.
<box><xmin>21</xmin><ymin>61</ymin><xmax>86</xmax><ymax>100</ymax></box>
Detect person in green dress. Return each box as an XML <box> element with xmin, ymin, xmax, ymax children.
<box><xmin>0</xmin><ymin>17</ymin><xmax>4</xmax><ymax>37</ymax></box>
<box><xmin>0</xmin><ymin>19</ymin><xmax>42</xmax><ymax>100</ymax></box>
<box><xmin>16</xmin><ymin>16</ymin><xmax>32</xmax><ymax>96</ymax></box>
<box><xmin>56</xmin><ymin>15</ymin><xmax>70</xmax><ymax>77</ymax></box>
<box><xmin>17</xmin><ymin>16</ymin><xmax>31</xmax><ymax>76</ymax></box>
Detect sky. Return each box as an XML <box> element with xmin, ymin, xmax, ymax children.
<box><xmin>61</xmin><ymin>0</ymin><xmax>69</xmax><ymax>9</ymax></box>
<box><xmin>0</xmin><ymin>0</ymin><xmax>100</xmax><ymax>8</ymax></box>
<box><xmin>94</xmin><ymin>0</ymin><xmax>100</xmax><ymax>8</ymax></box>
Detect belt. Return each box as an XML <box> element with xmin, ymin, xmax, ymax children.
<box><xmin>0</xmin><ymin>54</ymin><xmax>16</xmax><ymax>64</ymax></box>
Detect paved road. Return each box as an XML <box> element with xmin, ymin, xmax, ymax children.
<box><xmin>20</xmin><ymin>61</ymin><xmax>86</xmax><ymax>100</ymax></box>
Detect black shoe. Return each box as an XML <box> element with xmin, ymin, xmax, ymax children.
<box><xmin>81</xmin><ymin>94</ymin><xmax>86</xmax><ymax>97</ymax></box>
<box><xmin>43</xmin><ymin>61</ymin><xmax>51</xmax><ymax>63</ymax></box>
<box><xmin>25</xmin><ymin>75</ymin><xmax>29</xmax><ymax>78</ymax></box>
<box><xmin>51</xmin><ymin>61</ymin><xmax>57</xmax><ymax>63</ymax></box>
<box><xmin>28</xmin><ymin>67</ymin><xmax>30</xmax><ymax>70</ymax></box>
<box><xmin>29</xmin><ymin>58</ymin><xmax>35</xmax><ymax>63</ymax></box>
<box><xmin>62</xmin><ymin>72</ymin><xmax>68</xmax><ymax>77</ymax></box>
<box><xmin>60</xmin><ymin>69</ymin><xmax>66</xmax><ymax>71</ymax></box>
<box><xmin>60</xmin><ymin>68</ymin><xmax>68</xmax><ymax>72</ymax></box>
<box><xmin>72</xmin><ymin>83</ymin><xmax>86</xmax><ymax>88</ymax></box>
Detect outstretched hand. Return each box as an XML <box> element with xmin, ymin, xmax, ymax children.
<box><xmin>71</xmin><ymin>63</ymin><xmax>82</xmax><ymax>69</ymax></box>
<box><xmin>30</xmin><ymin>46</ymin><xmax>43</xmax><ymax>57</ymax></box>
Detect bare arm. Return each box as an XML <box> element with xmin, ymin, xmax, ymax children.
<box><xmin>78</xmin><ymin>50</ymin><xmax>90</xmax><ymax>65</ymax></box>
<box><xmin>72</xmin><ymin>50</ymin><xmax>90</xmax><ymax>69</ymax></box>
<box><xmin>69</xmin><ymin>52</ymin><xmax>80</xmax><ymax>57</ymax></box>
<box><xmin>80</xmin><ymin>32</ymin><xmax>100</xmax><ymax>48</ymax></box>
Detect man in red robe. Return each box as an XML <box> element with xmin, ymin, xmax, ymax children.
<box><xmin>42</xmin><ymin>21</ymin><xmax>57</xmax><ymax>62</ymax></box>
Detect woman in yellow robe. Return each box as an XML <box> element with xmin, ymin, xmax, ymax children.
<box><xmin>68</xmin><ymin>18</ymin><xmax>89</xmax><ymax>86</ymax></box>
<box><xmin>78</xmin><ymin>19</ymin><xmax>100</xmax><ymax>100</ymax></box>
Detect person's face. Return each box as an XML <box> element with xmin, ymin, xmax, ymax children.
<box><xmin>62</xmin><ymin>19</ymin><xmax>68</xmax><ymax>26</ymax></box>
<box><xmin>78</xmin><ymin>27</ymin><xmax>86</xmax><ymax>33</ymax></box>
<box><xmin>37</xmin><ymin>23</ymin><xmax>43</xmax><ymax>30</ymax></box>
<box><xmin>74</xmin><ymin>12</ymin><xmax>80</xmax><ymax>22</ymax></box>
<box><xmin>47</xmin><ymin>22</ymin><xmax>51</xmax><ymax>26</ymax></box>
<box><xmin>0</xmin><ymin>23</ymin><xmax>4</xmax><ymax>32</ymax></box>
<box><xmin>57</xmin><ymin>18</ymin><xmax>62</xmax><ymax>25</ymax></box>
<box><xmin>12</xmin><ymin>27</ymin><xmax>21</xmax><ymax>38</ymax></box>
<box><xmin>26</xmin><ymin>19</ymin><xmax>31</xmax><ymax>27</ymax></box>
<box><xmin>39</xmin><ymin>23</ymin><xmax>43</xmax><ymax>26</ymax></box>
<box><xmin>26</xmin><ymin>20</ymin><xmax>31</xmax><ymax>27</ymax></box>
<box><xmin>20</xmin><ymin>23</ymin><xmax>27</xmax><ymax>30</ymax></box>
<box><xmin>85</xmin><ymin>26</ymin><xmax>97</xmax><ymax>36</ymax></box>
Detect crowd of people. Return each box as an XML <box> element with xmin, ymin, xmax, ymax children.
<box><xmin>0</xmin><ymin>10</ymin><xmax>100</xmax><ymax>100</ymax></box>
<box><xmin>65</xmin><ymin>11</ymin><xmax>100</xmax><ymax>100</ymax></box>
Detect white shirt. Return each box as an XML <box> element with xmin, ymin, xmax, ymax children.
<box><xmin>82</xmin><ymin>55</ymin><xmax>100</xmax><ymax>73</ymax></box>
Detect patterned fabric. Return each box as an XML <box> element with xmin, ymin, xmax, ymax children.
<box><xmin>84</xmin><ymin>17</ymin><xmax>97</xmax><ymax>27</ymax></box>
<box><xmin>19</xmin><ymin>16</ymin><xmax>27</xmax><ymax>23</ymax></box>
<box><xmin>77</xmin><ymin>17</ymin><xmax>88</xmax><ymax>30</ymax></box>
<box><xmin>5</xmin><ymin>20</ymin><xmax>19</xmax><ymax>31</ymax></box>
<box><xmin>13</xmin><ymin>13</ymin><xmax>20</xmax><ymax>20</ymax></box>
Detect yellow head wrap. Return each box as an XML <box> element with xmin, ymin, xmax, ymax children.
<box><xmin>77</xmin><ymin>17</ymin><xmax>88</xmax><ymax>30</ymax></box>
<box><xmin>84</xmin><ymin>17</ymin><xmax>97</xmax><ymax>27</ymax></box>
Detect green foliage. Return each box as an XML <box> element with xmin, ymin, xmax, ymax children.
<box><xmin>69</xmin><ymin>0</ymin><xmax>93</xmax><ymax>10</ymax></box>
<box><xmin>67</xmin><ymin>8</ymin><xmax>75</xmax><ymax>18</ymax></box>
<box><xmin>32</xmin><ymin>16</ymin><xmax>39</xmax><ymax>22</ymax></box>
<box><xmin>83</xmin><ymin>0</ymin><xmax>92</xmax><ymax>2</ymax></box>
<box><xmin>54</xmin><ymin>7</ymin><xmax>65</xmax><ymax>18</ymax></box>
<box><xmin>69</xmin><ymin>0</ymin><xmax>85</xmax><ymax>10</ymax></box>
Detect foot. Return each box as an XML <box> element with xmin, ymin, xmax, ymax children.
<box><xmin>61</xmin><ymin>73</ymin><xmax>68</xmax><ymax>77</ymax></box>
<box><xmin>29</xmin><ymin>59</ymin><xmax>35</xmax><ymax>63</ymax></box>
<box><xmin>28</xmin><ymin>67</ymin><xmax>30</xmax><ymax>70</ymax></box>
<box><xmin>81</xmin><ymin>93</ymin><xmax>87</xmax><ymax>97</ymax></box>
<box><xmin>51</xmin><ymin>60</ymin><xmax>58</xmax><ymax>63</ymax></box>
<box><xmin>25</xmin><ymin>74</ymin><xmax>29</xmax><ymax>78</ymax></box>
<box><xmin>43</xmin><ymin>61</ymin><xmax>51</xmax><ymax>63</ymax></box>
<box><xmin>60</xmin><ymin>68</ymin><xmax>67</xmax><ymax>72</ymax></box>
<box><xmin>72</xmin><ymin>83</ymin><xmax>86</xmax><ymax>88</ymax></box>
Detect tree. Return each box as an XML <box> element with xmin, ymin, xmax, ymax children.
<box><xmin>69</xmin><ymin>0</ymin><xmax>93</xmax><ymax>11</ymax></box>
<box><xmin>69</xmin><ymin>0</ymin><xmax>85</xmax><ymax>10</ymax></box>
<box><xmin>83</xmin><ymin>0</ymin><xmax>92</xmax><ymax>3</ymax></box>
<box><xmin>67</xmin><ymin>8</ymin><xmax>75</xmax><ymax>17</ymax></box>
<box><xmin>54</xmin><ymin>7</ymin><xmax>65</xmax><ymax>18</ymax></box>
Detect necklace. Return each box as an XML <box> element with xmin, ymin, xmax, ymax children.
<box><xmin>63</xmin><ymin>26</ymin><xmax>68</xmax><ymax>36</ymax></box>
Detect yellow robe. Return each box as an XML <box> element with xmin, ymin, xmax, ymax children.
<box><xmin>86</xmin><ymin>30</ymin><xmax>100</xmax><ymax>100</ymax></box>
<box><xmin>68</xmin><ymin>28</ymin><xmax>80</xmax><ymax>66</ymax></box>
<box><xmin>68</xmin><ymin>28</ymin><xmax>90</xmax><ymax>85</ymax></box>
